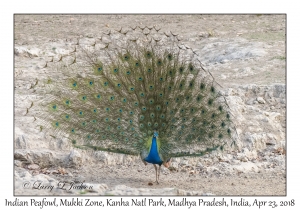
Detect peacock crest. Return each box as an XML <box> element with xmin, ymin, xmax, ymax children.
<box><xmin>30</xmin><ymin>26</ymin><xmax>237</xmax><ymax>169</ymax></box>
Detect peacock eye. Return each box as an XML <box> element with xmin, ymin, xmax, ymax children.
<box><xmin>189</xmin><ymin>65</ymin><xmax>194</xmax><ymax>71</ymax></box>
<box><xmin>219</xmin><ymin>106</ymin><xmax>223</xmax><ymax>112</ymax></box>
<box><xmin>200</xmin><ymin>83</ymin><xmax>205</xmax><ymax>89</ymax></box>
<box><xmin>211</xmin><ymin>86</ymin><xmax>215</xmax><ymax>93</ymax></box>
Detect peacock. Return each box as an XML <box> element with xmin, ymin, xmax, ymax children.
<box><xmin>29</xmin><ymin>26</ymin><xmax>236</xmax><ymax>184</ymax></box>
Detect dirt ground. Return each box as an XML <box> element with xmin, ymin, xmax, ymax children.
<box><xmin>14</xmin><ymin>14</ymin><xmax>286</xmax><ymax>196</ymax></box>
<box><xmin>44</xmin><ymin>162</ymin><xmax>285</xmax><ymax>196</ymax></box>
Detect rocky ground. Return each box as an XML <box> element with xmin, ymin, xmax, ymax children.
<box><xmin>14</xmin><ymin>14</ymin><xmax>286</xmax><ymax>195</ymax></box>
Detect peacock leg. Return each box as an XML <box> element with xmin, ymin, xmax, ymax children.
<box><xmin>157</xmin><ymin>165</ymin><xmax>161</xmax><ymax>184</ymax></box>
<box><xmin>153</xmin><ymin>164</ymin><xmax>159</xmax><ymax>184</ymax></box>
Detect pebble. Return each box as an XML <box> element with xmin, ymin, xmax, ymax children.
<box><xmin>257</xmin><ymin>97</ymin><xmax>266</xmax><ymax>104</ymax></box>
<box><xmin>27</xmin><ymin>164</ymin><xmax>40</xmax><ymax>170</ymax></box>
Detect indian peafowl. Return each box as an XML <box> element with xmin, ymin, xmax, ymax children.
<box><xmin>30</xmin><ymin>26</ymin><xmax>236</xmax><ymax>184</ymax></box>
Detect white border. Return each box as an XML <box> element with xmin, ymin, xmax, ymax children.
<box><xmin>1</xmin><ymin>0</ymin><xmax>298</xmax><ymax>209</ymax></box>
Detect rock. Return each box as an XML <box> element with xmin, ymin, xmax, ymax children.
<box><xmin>279</xmin><ymin>140</ymin><xmax>286</xmax><ymax>150</ymax></box>
<box><xmin>18</xmin><ymin>169</ymin><xmax>32</xmax><ymax>179</ymax></box>
<box><xmin>266</xmin><ymin>140</ymin><xmax>276</xmax><ymax>146</ymax></box>
<box><xmin>202</xmin><ymin>192</ymin><xmax>215</xmax><ymax>196</ymax></box>
<box><xmin>27</xmin><ymin>48</ymin><xmax>40</xmax><ymax>57</ymax></box>
<box><xmin>244</xmin><ymin>132</ymin><xmax>268</xmax><ymax>150</ymax></box>
<box><xmin>199</xmin><ymin>40</ymin><xmax>266</xmax><ymax>64</ymax></box>
<box><xmin>189</xmin><ymin>170</ymin><xmax>196</xmax><ymax>175</ymax></box>
<box><xmin>246</xmin><ymin>99</ymin><xmax>254</xmax><ymax>105</ymax></box>
<box><xmin>15</xmin><ymin>135</ymin><xmax>30</xmax><ymax>149</ymax></box>
<box><xmin>237</xmin><ymin>153</ymin><xmax>248</xmax><ymax>162</ymax></box>
<box><xmin>245</xmin><ymin>150</ymin><xmax>257</xmax><ymax>160</ymax></box>
<box><xmin>27</xmin><ymin>164</ymin><xmax>40</xmax><ymax>170</ymax></box>
<box><xmin>170</xmin><ymin>161</ymin><xmax>179</xmax><ymax>169</ymax></box>
<box><xmin>57</xmin><ymin>167</ymin><xmax>67</xmax><ymax>175</ymax></box>
<box><xmin>162</xmin><ymin>167</ymin><xmax>170</xmax><ymax>175</ymax></box>
<box><xmin>14</xmin><ymin>149</ymin><xmax>68</xmax><ymax>168</ymax></box>
<box><xmin>49</xmin><ymin>138</ymin><xmax>72</xmax><ymax>150</ymax></box>
<box><xmin>274</xmin><ymin>84</ymin><xmax>286</xmax><ymax>98</ymax></box>
<box><xmin>256</xmin><ymin>97</ymin><xmax>266</xmax><ymax>104</ymax></box>
<box><xmin>198</xmin><ymin>32</ymin><xmax>209</xmax><ymax>38</ymax></box>
<box><xmin>218</xmin><ymin>155</ymin><xmax>231</xmax><ymax>163</ymax></box>
<box><xmin>14</xmin><ymin>160</ymin><xmax>23</xmax><ymax>167</ymax></box>
<box><xmin>196</xmin><ymin>162</ymin><xmax>204</xmax><ymax>169</ymax></box>
<box><xmin>67</xmin><ymin>150</ymin><xmax>82</xmax><ymax>167</ymax></box>
<box><xmin>93</xmin><ymin>151</ymin><xmax>138</xmax><ymax>166</ymax></box>
<box><xmin>232</xmin><ymin>162</ymin><xmax>260</xmax><ymax>173</ymax></box>
<box><xmin>180</xmin><ymin>160</ymin><xmax>189</xmax><ymax>166</ymax></box>
<box><xmin>220</xmin><ymin>59</ymin><xmax>229</xmax><ymax>64</ymax></box>
<box><xmin>207</xmin><ymin>166</ymin><xmax>222</xmax><ymax>174</ymax></box>
<box><xmin>50</xmin><ymin>169</ymin><xmax>59</xmax><ymax>174</ymax></box>
<box><xmin>225</xmin><ymin>88</ymin><xmax>236</xmax><ymax>96</ymax></box>
<box><xmin>232</xmin><ymin>160</ymin><xmax>241</xmax><ymax>165</ymax></box>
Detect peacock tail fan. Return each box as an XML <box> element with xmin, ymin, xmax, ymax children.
<box><xmin>30</xmin><ymin>26</ymin><xmax>237</xmax><ymax>160</ymax></box>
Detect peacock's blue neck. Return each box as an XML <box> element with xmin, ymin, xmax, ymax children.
<box><xmin>144</xmin><ymin>137</ymin><xmax>163</xmax><ymax>165</ymax></box>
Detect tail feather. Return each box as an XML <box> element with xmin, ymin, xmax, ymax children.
<box><xmin>30</xmin><ymin>26</ymin><xmax>236</xmax><ymax>158</ymax></box>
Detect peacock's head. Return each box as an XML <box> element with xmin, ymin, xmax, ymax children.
<box><xmin>153</xmin><ymin>131</ymin><xmax>158</xmax><ymax>138</ymax></box>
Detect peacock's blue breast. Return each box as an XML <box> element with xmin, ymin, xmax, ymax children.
<box><xmin>144</xmin><ymin>137</ymin><xmax>163</xmax><ymax>165</ymax></box>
